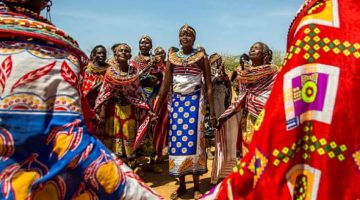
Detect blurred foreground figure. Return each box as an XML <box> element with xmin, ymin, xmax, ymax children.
<box><xmin>0</xmin><ymin>0</ymin><xmax>162</xmax><ymax>199</ymax></box>
<box><xmin>202</xmin><ymin>0</ymin><xmax>360</xmax><ymax>199</ymax></box>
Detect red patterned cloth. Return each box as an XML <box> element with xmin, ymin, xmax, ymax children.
<box><xmin>219</xmin><ymin>64</ymin><xmax>278</xmax><ymax>122</ymax></box>
<box><xmin>202</xmin><ymin>0</ymin><xmax>360</xmax><ymax>199</ymax></box>
<box><xmin>94</xmin><ymin>63</ymin><xmax>152</xmax><ymax>150</ymax></box>
<box><xmin>81</xmin><ymin>62</ymin><xmax>108</xmax><ymax>133</ymax></box>
<box><xmin>131</xmin><ymin>55</ymin><xmax>167</xmax><ymax>158</ymax></box>
<box><xmin>152</xmin><ymin>96</ymin><xmax>169</xmax><ymax>160</ymax></box>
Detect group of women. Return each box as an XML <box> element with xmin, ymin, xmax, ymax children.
<box><xmin>80</xmin><ymin>25</ymin><xmax>216</xmax><ymax>199</ymax></box>
<box><xmin>80</xmin><ymin>24</ymin><xmax>279</xmax><ymax>199</ymax></box>
<box><xmin>82</xmin><ymin>38</ymin><xmax>166</xmax><ymax>176</ymax></box>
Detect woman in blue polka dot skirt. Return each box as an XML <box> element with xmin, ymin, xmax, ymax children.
<box><xmin>154</xmin><ymin>24</ymin><xmax>216</xmax><ymax>199</ymax></box>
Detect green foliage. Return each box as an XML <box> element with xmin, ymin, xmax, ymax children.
<box><xmin>221</xmin><ymin>54</ymin><xmax>239</xmax><ymax>73</ymax></box>
<box><xmin>272</xmin><ymin>49</ymin><xmax>285</xmax><ymax>67</ymax></box>
<box><xmin>220</xmin><ymin>49</ymin><xmax>285</xmax><ymax>73</ymax></box>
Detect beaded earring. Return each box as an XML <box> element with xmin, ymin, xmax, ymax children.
<box><xmin>46</xmin><ymin>0</ymin><xmax>52</xmax><ymax>22</ymax></box>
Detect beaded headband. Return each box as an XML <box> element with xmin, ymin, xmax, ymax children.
<box><xmin>112</xmin><ymin>43</ymin><xmax>131</xmax><ymax>54</ymax></box>
<box><xmin>179</xmin><ymin>24</ymin><xmax>196</xmax><ymax>38</ymax></box>
<box><xmin>139</xmin><ymin>35</ymin><xmax>152</xmax><ymax>44</ymax></box>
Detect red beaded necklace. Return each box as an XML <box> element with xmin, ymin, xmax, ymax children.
<box><xmin>15</xmin><ymin>6</ymin><xmax>51</xmax><ymax>24</ymax></box>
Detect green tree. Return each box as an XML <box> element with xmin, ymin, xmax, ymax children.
<box><xmin>221</xmin><ymin>48</ymin><xmax>285</xmax><ymax>73</ymax></box>
<box><xmin>221</xmin><ymin>54</ymin><xmax>239</xmax><ymax>73</ymax></box>
<box><xmin>272</xmin><ymin>49</ymin><xmax>285</xmax><ymax>67</ymax></box>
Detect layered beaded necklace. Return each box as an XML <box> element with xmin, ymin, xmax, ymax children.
<box><xmin>176</xmin><ymin>48</ymin><xmax>197</xmax><ymax>66</ymax></box>
<box><xmin>10</xmin><ymin>6</ymin><xmax>52</xmax><ymax>24</ymax></box>
<box><xmin>138</xmin><ymin>53</ymin><xmax>152</xmax><ymax>63</ymax></box>
<box><xmin>86</xmin><ymin>61</ymin><xmax>107</xmax><ymax>74</ymax></box>
<box><xmin>137</xmin><ymin>53</ymin><xmax>160</xmax><ymax>78</ymax></box>
<box><xmin>116</xmin><ymin>64</ymin><xmax>132</xmax><ymax>77</ymax></box>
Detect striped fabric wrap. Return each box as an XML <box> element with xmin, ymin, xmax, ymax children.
<box><xmin>94</xmin><ymin>64</ymin><xmax>152</xmax><ymax>149</ymax></box>
<box><xmin>219</xmin><ymin>64</ymin><xmax>279</xmax><ymax>121</ymax></box>
<box><xmin>169</xmin><ymin>47</ymin><xmax>204</xmax><ymax>76</ymax></box>
<box><xmin>237</xmin><ymin>64</ymin><xmax>279</xmax><ymax>84</ymax></box>
<box><xmin>173</xmin><ymin>64</ymin><xmax>203</xmax><ymax>76</ymax></box>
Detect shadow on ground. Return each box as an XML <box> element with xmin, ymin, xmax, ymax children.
<box><xmin>141</xmin><ymin>157</ymin><xmax>216</xmax><ymax>199</ymax></box>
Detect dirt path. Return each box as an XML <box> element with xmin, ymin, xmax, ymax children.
<box><xmin>141</xmin><ymin>158</ymin><xmax>215</xmax><ymax>199</ymax></box>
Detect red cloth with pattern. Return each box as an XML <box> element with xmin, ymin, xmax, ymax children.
<box><xmin>152</xmin><ymin>96</ymin><xmax>169</xmax><ymax>160</ymax></box>
<box><xmin>81</xmin><ymin>63</ymin><xmax>107</xmax><ymax>133</ymax></box>
<box><xmin>131</xmin><ymin>56</ymin><xmax>167</xmax><ymax>157</ymax></box>
<box><xmin>202</xmin><ymin>0</ymin><xmax>360</xmax><ymax>199</ymax></box>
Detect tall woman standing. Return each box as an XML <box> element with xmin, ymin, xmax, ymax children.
<box><xmin>154</xmin><ymin>24</ymin><xmax>216</xmax><ymax>199</ymax></box>
<box><xmin>81</xmin><ymin>45</ymin><xmax>109</xmax><ymax>134</ymax></box>
<box><xmin>131</xmin><ymin>35</ymin><xmax>164</xmax><ymax>173</ymax></box>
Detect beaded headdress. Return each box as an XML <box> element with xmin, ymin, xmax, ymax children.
<box><xmin>179</xmin><ymin>24</ymin><xmax>196</xmax><ymax>38</ymax></box>
<box><xmin>154</xmin><ymin>46</ymin><xmax>165</xmax><ymax>54</ymax></box>
<box><xmin>112</xmin><ymin>43</ymin><xmax>131</xmax><ymax>54</ymax></box>
<box><xmin>209</xmin><ymin>53</ymin><xmax>221</xmax><ymax>64</ymax></box>
<box><xmin>139</xmin><ymin>35</ymin><xmax>152</xmax><ymax>44</ymax></box>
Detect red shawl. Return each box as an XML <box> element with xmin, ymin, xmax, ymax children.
<box><xmin>203</xmin><ymin>0</ymin><xmax>360</xmax><ymax>199</ymax></box>
<box><xmin>218</xmin><ymin>64</ymin><xmax>278</xmax><ymax>122</ymax></box>
<box><xmin>95</xmin><ymin>64</ymin><xmax>151</xmax><ymax>149</ymax></box>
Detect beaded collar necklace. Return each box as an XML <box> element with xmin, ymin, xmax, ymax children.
<box><xmin>107</xmin><ymin>63</ymin><xmax>138</xmax><ymax>86</ymax></box>
<box><xmin>137</xmin><ymin>53</ymin><xmax>160</xmax><ymax>76</ymax></box>
<box><xmin>138</xmin><ymin>53</ymin><xmax>152</xmax><ymax>63</ymax></box>
<box><xmin>8</xmin><ymin>6</ymin><xmax>52</xmax><ymax>24</ymax></box>
<box><xmin>86</xmin><ymin>62</ymin><xmax>107</xmax><ymax>74</ymax></box>
<box><xmin>116</xmin><ymin>64</ymin><xmax>132</xmax><ymax>76</ymax></box>
<box><xmin>176</xmin><ymin>48</ymin><xmax>197</xmax><ymax>65</ymax></box>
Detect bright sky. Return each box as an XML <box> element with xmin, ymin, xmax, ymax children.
<box><xmin>50</xmin><ymin>0</ymin><xmax>304</xmax><ymax>56</ymax></box>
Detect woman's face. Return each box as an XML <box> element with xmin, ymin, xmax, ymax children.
<box><xmin>179</xmin><ymin>30</ymin><xmax>195</xmax><ymax>48</ymax></box>
<box><xmin>249</xmin><ymin>43</ymin><xmax>264</xmax><ymax>64</ymax></box>
<box><xmin>155</xmin><ymin>49</ymin><xmax>166</xmax><ymax>61</ymax></box>
<box><xmin>139</xmin><ymin>38</ymin><xmax>152</xmax><ymax>55</ymax></box>
<box><xmin>114</xmin><ymin>45</ymin><xmax>131</xmax><ymax>63</ymax></box>
<box><xmin>94</xmin><ymin>47</ymin><xmax>107</xmax><ymax>65</ymax></box>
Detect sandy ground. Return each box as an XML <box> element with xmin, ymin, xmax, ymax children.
<box><xmin>141</xmin><ymin>156</ymin><xmax>215</xmax><ymax>200</ymax></box>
